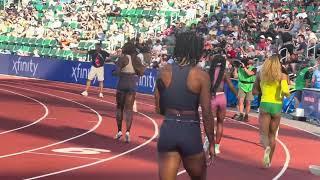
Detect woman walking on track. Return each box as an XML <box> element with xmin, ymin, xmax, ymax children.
<box><xmin>203</xmin><ymin>55</ymin><xmax>237</xmax><ymax>155</ymax></box>
<box><xmin>113</xmin><ymin>41</ymin><xmax>145</xmax><ymax>143</ymax></box>
<box><xmin>253</xmin><ymin>55</ymin><xmax>290</xmax><ymax>168</ymax></box>
<box><xmin>155</xmin><ymin>32</ymin><xmax>215</xmax><ymax>180</ymax></box>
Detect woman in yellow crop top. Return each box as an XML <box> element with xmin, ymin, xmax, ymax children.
<box><xmin>253</xmin><ymin>55</ymin><xmax>290</xmax><ymax>168</ymax></box>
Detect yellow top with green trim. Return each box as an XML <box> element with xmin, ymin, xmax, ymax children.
<box><xmin>260</xmin><ymin>80</ymin><xmax>290</xmax><ymax>104</ymax></box>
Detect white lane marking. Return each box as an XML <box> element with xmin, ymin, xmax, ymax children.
<box><xmin>0</xmin><ymin>88</ymin><xmax>49</xmax><ymax>135</ymax></box>
<box><xmin>177</xmin><ymin>170</ymin><xmax>186</xmax><ymax>176</ymax></box>
<box><xmin>17</xmin><ymin>86</ymin><xmax>158</xmax><ymax>180</ymax></box>
<box><xmin>52</xmin><ymin>147</ymin><xmax>110</xmax><ymax>155</ymax></box>
<box><xmin>225</xmin><ymin>118</ymin><xmax>290</xmax><ymax>180</ymax></box>
<box><xmin>20</xmin><ymin>80</ymin><xmax>289</xmax><ymax>180</ymax></box>
<box><xmin>11</xmin><ymin>79</ymin><xmax>317</xmax><ymax>179</ymax></box>
<box><xmin>0</xmin><ymin>84</ymin><xmax>102</xmax><ymax>159</ymax></box>
<box><xmin>26</xmin><ymin>152</ymin><xmax>103</xmax><ymax>161</ymax></box>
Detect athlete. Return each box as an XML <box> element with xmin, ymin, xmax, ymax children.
<box><xmin>253</xmin><ymin>55</ymin><xmax>290</xmax><ymax>168</ymax></box>
<box><xmin>113</xmin><ymin>41</ymin><xmax>145</xmax><ymax>143</ymax></box>
<box><xmin>74</xmin><ymin>42</ymin><xmax>110</xmax><ymax>98</ymax></box>
<box><xmin>203</xmin><ymin>55</ymin><xmax>237</xmax><ymax>154</ymax></box>
<box><xmin>155</xmin><ymin>32</ymin><xmax>215</xmax><ymax>180</ymax></box>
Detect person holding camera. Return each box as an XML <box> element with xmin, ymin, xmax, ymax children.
<box><xmin>235</xmin><ymin>58</ymin><xmax>257</xmax><ymax>122</ymax></box>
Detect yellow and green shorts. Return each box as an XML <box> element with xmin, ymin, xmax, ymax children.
<box><xmin>260</xmin><ymin>102</ymin><xmax>282</xmax><ymax>115</ymax></box>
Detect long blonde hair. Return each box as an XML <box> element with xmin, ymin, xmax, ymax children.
<box><xmin>260</xmin><ymin>55</ymin><xmax>282</xmax><ymax>83</ymax></box>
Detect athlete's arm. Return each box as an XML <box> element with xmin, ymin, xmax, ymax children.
<box><xmin>112</xmin><ymin>56</ymin><xmax>128</xmax><ymax>76</ymax></box>
<box><xmin>154</xmin><ymin>65</ymin><xmax>170</xmax><ymax>115</ymax></box>
<box><xmin>281</xmin><ymin>73</ymin><xmax>290</xmax><ymax>97</ymax></box>
<box><xmin>198</xmin><ymin>69</ymin><xmax>215</xmax><ymax>148</ymax></box>
<box><xmin>225</xmin><ymin>73</ymin><xmax>237</xmax><ymax>95</ymax></box>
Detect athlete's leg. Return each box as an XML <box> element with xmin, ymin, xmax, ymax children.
<box><xmin>260</xmin><ymin>110</ymin><xmax>272</xmax><ymax>167</ymax></box>
<box><xmin>260</xmin><ymin>110</ymin><xmax>271</xmax><ymax>147</ymax></box>
<box><xmin>123</xmin><ymin>92</ymin><xmax>136</xmax><ymax>142</ymax></box>
<box><xmin>216</xmin><ymin>106</ymin><xmax>226</xmax><ymax>149</ymax></box>
<box><xmin>158</xmin><ymin>152</ymin><xmax>181</xmax><ymax>180</ymax></box>
<box><xmin>215</xmin><ymin>95</ymin><xmax>227</xmax><ymax>153</ymax></box>
<box><xmin>182</xmin><ymin>152</ymin><xmax>207</xmax><ymax>180</ymax></box>
<box><xmin>115</xmin><ymin>91</ymin><xmax>126</xmax><ymax>139</ymax></box>
<box><xmin>124</xmin><ymin>92</ymin><xmax>135</xmax><ymax>132</ymax></box>
<box><xmin>269</xmin><ymin>113</ymin><xmax>281</xmax><ymax>163</ymax></box>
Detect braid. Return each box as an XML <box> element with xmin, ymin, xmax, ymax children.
<box><xmin>174</xmin><ymin>31</ymin><xmax>204</xmax><ymax>66</ymax></box>
<box><xmin>209</xmin><ymin>55</ymin><xmax>226</xmax><ymax>96</ymax></box>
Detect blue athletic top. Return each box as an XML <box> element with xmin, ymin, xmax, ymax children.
<box><xmin>162</xmin><ymin>64</ymin><xmax>200</xmax><ymax>120</ymax></box>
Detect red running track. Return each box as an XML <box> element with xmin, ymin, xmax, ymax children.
<box><xmin>0</xmin><ymin>75</ymin><xmax>319</xmax><ymax>180</ymax></box>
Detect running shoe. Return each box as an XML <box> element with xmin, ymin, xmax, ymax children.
<box><xmin>81</xmin><ymin>91</ymin><xmax>88</xmax><ymax>97</ymax></box>
<box><xmin>256</xmin><ymin>108</ymin><xmax>260</xmax><ymax>113</ymax></box>
<box><xmin>236</xmin><ymin>113</ymin><xmax>244</xmax><ymax>121</ymax></box>
<box><xmin>215</xmin><ymin>144</ymin><xmax>220</xmax><ymax>154</ymax></box>
<box><xmin>203</xmin><ymin>136</ymin><xmax>209</xmax><ymax>152</ymax></box>
<box><xmin>114</xmin><ymin>131</ymin><xmax>122</xmax><ymax>140</ymax></box>
<box><xmin>263</xmin><ymin>146</ymin><xmax>271</xmax><ymax>168</ymax></box>
<box><xmin>98</xmin><ymin>93</ymin><xmax>103</xmax><ymax>98</ymax></box>
<box><xmin>125</xmin><ymin>132</ymin><xmax>130</xmax><ymax>143</ymax></box>
<box><xmin>232</xmin><ymin>113</ymin><xmax>240</xmax><ymax>119</ymax></box>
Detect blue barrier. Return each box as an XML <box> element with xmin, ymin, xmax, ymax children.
<box><xmin>0</xmin><ymin>54</ymin><xmax>158</xmax><ymax>94</ymax></box>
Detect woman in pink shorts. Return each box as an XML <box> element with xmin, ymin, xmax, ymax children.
<box><xmin>204</xmin><ymin>55</ymin><xmax>237</xmax><ymax>154</ymax></box>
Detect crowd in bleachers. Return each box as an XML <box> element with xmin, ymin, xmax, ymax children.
<box><xmin>0</xmin><ymin>0</ymin><xmax>319</xmax><ymax>81</ymax></box>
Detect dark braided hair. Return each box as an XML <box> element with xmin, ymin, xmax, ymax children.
<box><xmin>174</xmin><ymin>32</ymin><xmax>204</xmax><ymax>66</ymax></box>
<box><xmin>209</xmin><ymin>55</ymin><xmax>226</xmax><ymax>96</ymax></box>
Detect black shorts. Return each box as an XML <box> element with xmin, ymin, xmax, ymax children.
<box><xmin>157</xmin><ymin>120</ymin><xmax>203</xmax><ymax>157</ymax></box>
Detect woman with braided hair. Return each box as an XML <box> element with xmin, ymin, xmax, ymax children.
<box><xmin>113</xmin><ymin>41</ymin><xmax>145</xmax><ymax>143</ymax></box>
<box><xmin>203</xmin><ymin>55</ymin><xmax>237</xmax><ymax>155</ymax></box>
<box><xmin>155</xmin><ymin>32</ymin><xmax>215</xmax><ymax>180</ymax></box>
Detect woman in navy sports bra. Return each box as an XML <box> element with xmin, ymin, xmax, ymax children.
<box><xmin>203</xmin><ymin>55</ymin><xmax>237</xmax><ymax>155</ymax></box>
<box><xmin>155</xmin><ymin>32</ymin><xmax>215</xmax><ymax>180</ymax></box>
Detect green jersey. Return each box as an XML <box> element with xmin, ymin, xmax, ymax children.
<box><xmin>238</xmin><ymin>66</ymin><xmax>256</xmax><ymax>92</ymax></box>
<box><xmin>295</xmin><ymin>67</ymin><xmax>312</xmax><ymax>90</ymax></box>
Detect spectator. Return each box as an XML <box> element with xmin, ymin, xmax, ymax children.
<box><xmin>234</xmin><ymin>58</ymin><xmax>257</xmax><ymax>122</ymax></box>
<box><xmin>312</xmin><ymin>59</ymin><xmax>320</xmax><ymax>89</ymax></box>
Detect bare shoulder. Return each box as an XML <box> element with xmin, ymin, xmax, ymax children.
<box><xmin>190</xmin><ymin>66</ymin><xmax>210</xmax><ymax>81</ymax></box>
<box><xmin>159</xmin><ymin>64</ymin><xmax>171</xmax><ymax>75</ymax></box>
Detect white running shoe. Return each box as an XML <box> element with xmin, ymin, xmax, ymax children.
<box><xmin>98</xmin><ymin>93</ymin><xmax>103</xmax><ymax>98</ymax></box>
<box><xmin>81</xmin><ymin>91</ymin><xmax>88</xmax><ymax>97</ymax></box>
<box><xmin>114</xmin><ymin>131</ymin><xmax>122</xmax><ymax>140</ymax></box>
<box><xmin>203</xmin><ymin>136</ymin><xmax>209</xmax><ymax>152</ymax></box>
<box><xmin>215</xmin><ymin>144</ymin><xmax>220</xmax><ymax>154</ymax></box>
<box><xmin>263</xmin><ymin>146</ymin><xmax>271</xmax><ymax>168</ymax></box>
<box><xmin>125</xmin><ymin>132</ymin><xmax>130</xmax><ymax>143</ymax></box>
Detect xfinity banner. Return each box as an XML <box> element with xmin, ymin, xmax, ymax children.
<box><xmin>0</xmin><ymin>55</ymin><xmax>157</xmax><ymax>94</ymax></box>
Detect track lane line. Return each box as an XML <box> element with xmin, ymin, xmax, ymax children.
<box><xmin>24</xmin><ymin>96</ymin><xmax>159</xmax><ymax>180</ymax></box>
<box><xmin>26</xmin><ymin>152</ymin><xmax>103</xmax><ymax>160</ymax></box>
<box><xmin>0</xmin><ymin>88</ymin><xmax>49</xmax><ymax>135</ymax></box>
<box><xmin>7</xmin><ymin>78</ymin><xmax>317</xmax><ymax>180</ymax></box>
<box><xmin>0</xmin><ymin>84</ymin><xmax>102</xmax><ymax>159</ymax></box>
<box><xmin>3</xmin><ymin>81</ymin><xmax>159</xmax><ymax>180</ymax></box>
<box><xmin>19</xmin><ymin>81</ymin><xmax>286</xmax><ymax>180</ymax></box>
